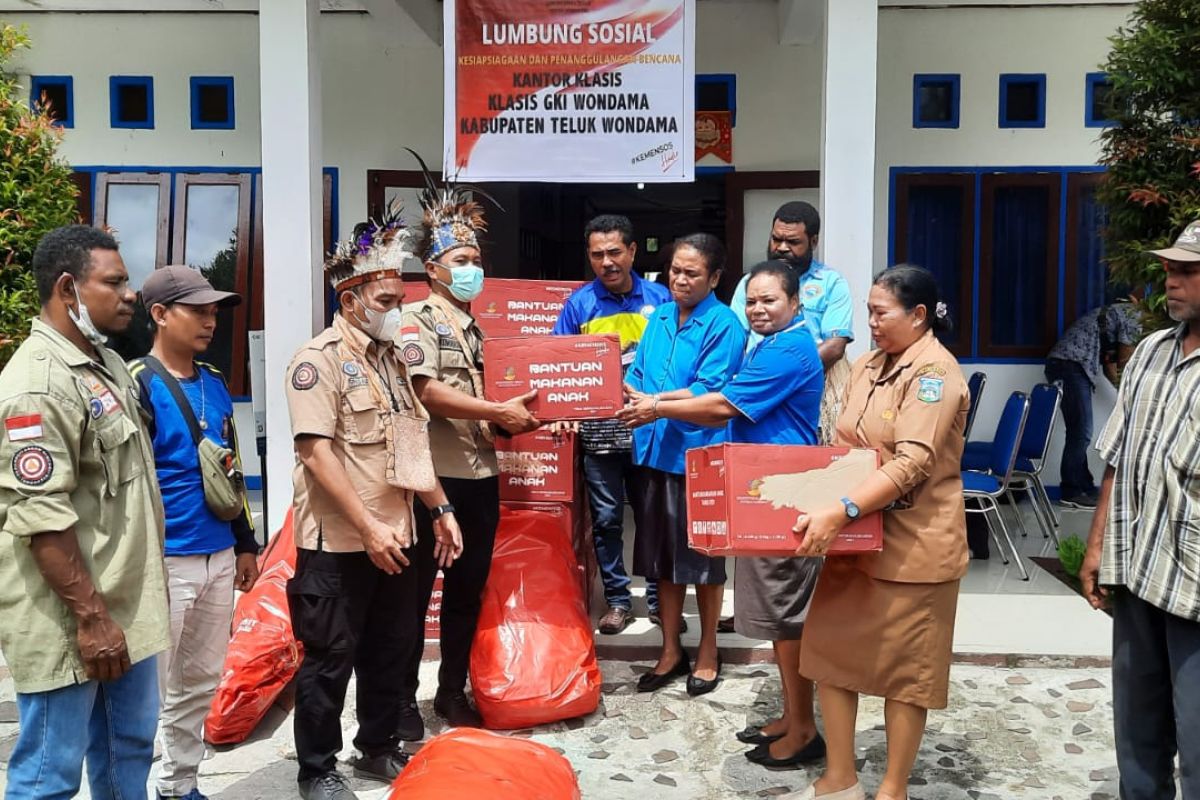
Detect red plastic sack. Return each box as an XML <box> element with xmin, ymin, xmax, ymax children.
<box><xmin>387</xmin><ymin>728</ymin><xmax>580</xmax><ymax>800</ymax></box>
<box><xmin>469</xmin><ymin>507</ymin><xmax>601</xmax><ymax>730</ymax></box>
<box><xmin>204</xmin><ymin>509</ymin><xmax>304</xmax><ymax>744</ymax></box>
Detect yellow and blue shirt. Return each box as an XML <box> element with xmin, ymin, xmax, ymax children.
<box><xmin>553</xmin><ymin>273</ymin><xmax>671</xmax><ymax>453</ymax></box>
<box><xmin>627</xmin><ymin>292</ymin><xmax>746</xmax><ymax>474</ymax></box>
<box><xmin>722</xmin><ymin>318</ymin><xmax>823</xmax><ymax>446</ymax></box>
<box><xmin>730</xmin><ymin>261</ymin><xmax>855</xmax><ymax>349</ymax></box>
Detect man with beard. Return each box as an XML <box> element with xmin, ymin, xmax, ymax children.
<box><xmin>729</xmin><ymin>202</ymin><xmax>854</xmax><ymax>444</ymax></box>
<box><xmin>1080</xmin><ymin>220</ymin><xmax>1200</xmax><ymax>800</ymax></box>
<box><xmin>0</xmin><ymin>225</ymin><xmax>170</xmax><ymax>799</ymax></box>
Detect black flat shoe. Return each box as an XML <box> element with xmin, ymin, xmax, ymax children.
<box><xmin>746</xmin><ymin>733</ymin><xmax>827</xmax><ymax>768</ymax></box>
<box><xmin>636</xmin><ymin>655</ymin><xmax>690</xmax><ymax>693</ymax></box>
<box><xmin>685</xmin><ymin>657</ymin><xmax>722</xmax><ymax>696</ymax></box>
<box><xmin>736</xmin><ymin>725</ymin><xmax>784</xmax><ymax>745</ymax></box>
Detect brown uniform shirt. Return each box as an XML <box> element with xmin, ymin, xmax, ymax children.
<box><xmin>286</xmin><ymin>314</ymin><xmax>420</xmax><ymax>553</ymax></box>
<box><xmin>835</xmin><ymin>331</ymin><xmax>969</xmax><ymax>584</ymax></box>
<box><xmin>400</xmin><ymin>297</ymin><xmax>498</xmax><ymax>480</ymax></box>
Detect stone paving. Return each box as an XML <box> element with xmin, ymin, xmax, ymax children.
<box><xmin>0</xmin><ymin>659</ymin><xmax>1132</xmax><ymax>799</ymax></box>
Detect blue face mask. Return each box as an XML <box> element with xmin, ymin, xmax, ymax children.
<box><xmin>437</xmin><ymin>263</ymin><xmax>485</xmax><ymax>302</ymax></box>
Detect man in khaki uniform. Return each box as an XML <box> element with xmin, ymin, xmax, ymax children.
<box><xmin>285</xmin><ymin>210</ymin><xmax>463</xmax><ymax>800</ymax></box>
<box><xmin>0</xmin><ymin>225</ymin><xmax>170</xmax><ymax>799</ymax></box>
<box><xmin>397</xmin><ymin>186</ymin><xmax>539</xmax><ymax>735</ymax></box>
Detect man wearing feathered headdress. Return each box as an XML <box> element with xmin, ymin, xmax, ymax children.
<box><xmin>396</xmin><ymin>168</ymin><xmax>540</xmax><ymax>736</ymax></box>
<box><xmin>284</xmin><ymin>204</ymin><xmax>463</xmax><ymax>800</ymax></box>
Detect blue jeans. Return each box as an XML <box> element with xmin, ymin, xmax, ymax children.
<box><xmin>583</xmin><ymin>451</ymin><xmax>657</xmax><ymax>613</ymax></box>
<box><xmin>1112</xmin><ymin>591</ymin><xmax>1200</xmax><ymax>799</ymax></box>
<box><xmin>7</xmin><ymin>655</ymin><xmax>160</xmax><ymax>800</ymax></box>
<box><xmin>1045</xmin><ymin>358</ymin><xmax>1095</xmax><ymax>498</ymax></box>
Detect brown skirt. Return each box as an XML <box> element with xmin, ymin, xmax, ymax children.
<box><xmin>799</xmin><ymin>558</ymin><xmax>959</xmax><ymax>709</ymax></box>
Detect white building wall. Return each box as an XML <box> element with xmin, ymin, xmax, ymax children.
<box><xmin>873</xmin><ymin>4</ymin><xmax>1134</xmax><ymax>490</ymax></box>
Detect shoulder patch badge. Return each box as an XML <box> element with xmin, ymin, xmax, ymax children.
<box><xmin>917</xmin><ymin>376</ymin><xmax>944</xmax><ymax>404</ymax></box>
<box><xmin>12</xmin><ymin>445</ymin><xmax>53</xmax><ymax>486</ymax></box>
<box><xmin>341</xmin><ymin>361</ymin><xmax>360</xmax><ymax>377</ymax></box>
<box><xmin>400</xmin><ymin>325</ymin><xmax>421</xmax><ymax>343</ymax></box>
<box><xmin>291</xmin><ymin>362</ymin><xmax>319</xmax><ymax>391</ymax></box>
<box><xmin>435</xmin><ymin>322</ymin><xmax>453</xmax><ymax>336</ymax></box>
<box><xmin>402</xmin><ymin>343</ymin><xmax>425</xmax><ymax>367</ymax></box>
<box><xmin>914</xmin><ymin>364</ymin><xmax>947</xmax><ymax>379</ymax></box>
<box><xmin>5</xmin><ymin>414</ymin><xmax>43</xmax><ymax>441</ymax></box>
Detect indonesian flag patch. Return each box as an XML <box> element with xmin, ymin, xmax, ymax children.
<box><xmin>6</xmin><ymin>415</ymin><xmax>43</xmax><ymax>442</ymax></box>
<box><xmin>400</xmin><ymin>325</ymin><xmax>420</xmax><ymax>342</ymax></box>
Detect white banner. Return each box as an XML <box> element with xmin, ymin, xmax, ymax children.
<box><xmin>444</xmin><ymin>0</ymin><xmax>695</xmax><ymax>183</ymax></box>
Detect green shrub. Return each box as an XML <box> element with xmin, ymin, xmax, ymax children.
<box><xmin>1058</xmin><ymin>535</ymin><xmax>1088</xmax><ymax>577</ymax></box>
<box><xmin>1097</xmin><ymin>0</ymin><xmax>1200</xmax><ymax>329</ymax></box>
<box><xmin>0</xmin><ymin>24</ymin><xmax>79</xmax><ymax>368</ymax></box>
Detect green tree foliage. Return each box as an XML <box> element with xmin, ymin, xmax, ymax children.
<box><xmin>1097</xmin><ymin>0</ymin><xmax>1200</xmax><ymax>326</ymax></box>
<box><xmin>0</xmin><ymin>24</ymin><xmax>79</xmax><ymax>367</ymax></box>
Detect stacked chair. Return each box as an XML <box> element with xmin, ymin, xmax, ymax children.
<box><xmin>961</xmin><ymin>391</ymin><xmax>1032</xmax><ymax>580</ymax></box>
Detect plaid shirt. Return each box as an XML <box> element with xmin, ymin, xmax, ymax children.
<box><xmin>1096</xmin><ymin>324</ymin><xmax>1200</xmax><ymax>620</ymax></box>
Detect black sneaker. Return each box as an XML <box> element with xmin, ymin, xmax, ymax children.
<box><xmin>396</xmin><ymin>699</ymin><xmax>424</xmax><ymax>742</ymax></box>
<box><xmin>433</xmin><ymin>689</ymin><xmax>483</xmax><ymax>728</ymax></box>
<box><xmin>1060</xmin><ymin>494</ymin><xmax>1098</xmax><ymax>510</ymax></box>
<box><xmin>350</xmin><ymin>749</ymin><xmax>410</xmax><ymax>783</ymax></box>
<box><xmin>298</xmin><ymin>772</ymin><xmax>358</xmax><ymax>800</ymax></box>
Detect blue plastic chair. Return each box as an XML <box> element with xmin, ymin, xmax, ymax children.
<box><xmin>963</xmin><ymin>371</ymin><xmax>987</xmax><ymax>442</ymax></box>
<box><xmin>963</xmin><ymin>391</ymin><xmax>1031</xmax><ymax>580</ymax></box>
<box><xmin>962</xmin><ymin>383</ymin><xmax>1062</xmax><ymax>545</ymax></box>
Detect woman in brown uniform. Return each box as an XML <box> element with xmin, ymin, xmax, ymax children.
<box><xmin>787</xmin><ymin>265</ymin><xmax>968</xmax><ymax>800</ymax></box>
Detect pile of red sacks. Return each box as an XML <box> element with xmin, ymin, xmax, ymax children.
<box><xmin>204</xmin><ymin>510</ymin><xmax>303</xmax><ymax>744</ymax></box>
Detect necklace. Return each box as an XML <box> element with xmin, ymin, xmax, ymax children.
<box><xmin>196</xmin><ymin>368</ymin><xmax>208</xmax><ymax>430</ymax></box>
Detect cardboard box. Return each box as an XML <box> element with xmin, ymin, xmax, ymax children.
<box><xmin>424</xmin><ymin>570</ymin><xmax>444</xmax><ymax>641</ymax></box>
<box><xmin>686</xmin><ymin>444</ymin><xmax>884</xmax><ymax>557</ymax></box>
<box><xmin>483</xmin><ymin>334</ymin><xmax>623</xmax><ymax>421</ymax></box>
<box><xmin>403</xmin><ymin>278</ymin><xmax>585</xmax><ymax>339</ymax></box>
<box><xmin>502</xmin><ymin>499</ymin><xmax>596</xmax><ymax>613</ymax></box>
<box><xmin>497</xmin><ymin>429</ymin><xmax>582</xmax><ymax>503</ymax></box>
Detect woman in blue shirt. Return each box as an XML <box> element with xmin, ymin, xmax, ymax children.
<box><xmin>621</xmin><ymin>261</ymin><xmax>826</xmax><ymax>765</ymax></box>
<box><xmin>618</xmin><ymin>233</ymin><xmax>745</xmax><ymax>696</ymax></box>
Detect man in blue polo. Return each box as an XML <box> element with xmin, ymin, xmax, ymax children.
<box><xmin>553</xmin><ymin>215</ymin><xmax>671</xmax><ymax>634</ymax></box>
<box><xmin>729</xmin><ymin>201</ymin><xmax>854</xmax><ymax>443</ymax></box>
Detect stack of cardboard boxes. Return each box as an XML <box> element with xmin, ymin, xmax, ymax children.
<box><xmin>416</xmin><ymin>278</ymin><xmax>597</xmax><ymax>641</ymax></box>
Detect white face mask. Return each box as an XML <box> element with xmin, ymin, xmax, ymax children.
<box><xmin>355</xmin><ymin>303</ymin><xmax>403</xmax><ymax>343</ymax></box>
<box><xmin>69</xmin><ymin>282</ymin><xmax>107</xmax><ymax>346</ymax></box>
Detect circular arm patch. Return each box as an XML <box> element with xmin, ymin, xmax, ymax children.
<box><xmin>12</xmin><ymin>445</ymin><xmax>54</xmax><ymax>486</ymax></box>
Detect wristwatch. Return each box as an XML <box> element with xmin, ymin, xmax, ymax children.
<box><xmin>430</xmin><ymin>503</ymin><xmax>456</xmax><ymax>520</ymax></box>
<box><xmin>840</xmin><ymin>497</ymin><xmax>861</xmax><ymax>520</ymax></box>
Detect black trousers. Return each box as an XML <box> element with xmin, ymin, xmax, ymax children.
<box><xmin>288</xmin><ymin>548</ymin><xmax>419</xmax><ymax>781</ymax></box>
<box><xmin>403</xmin><ymin>475</ymin><xmax>500</xmax><ymax>697</ymax></box>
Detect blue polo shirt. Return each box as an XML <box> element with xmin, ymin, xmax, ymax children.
<box><xmin>722</xmin><ymin>319</ymin><xmax>823</xmax><ymax>446</ymax></box>
<box><xmin>627</xmin><ymin>292</ymin><xmax>746</xmax><ymax>474</ymax></box>
<box><xmin>132</xmin><ymin>360</ymin><xmax>256</xmax><ymax>557</ymax></box>
<box><xmin>731</xmin><ymin>260</ymin><xmax>855</xmax><ymax>348</ymax></box>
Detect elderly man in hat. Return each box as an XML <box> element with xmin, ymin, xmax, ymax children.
<box><xmin>285</xmin><ymin>206</ymin><xmax>462</xmax><ymax>800</ymax></box>
<box><xmin>1081</xmin><ymin>219</ymin><xmax>1200</xmax><ymax>800</ymax></box>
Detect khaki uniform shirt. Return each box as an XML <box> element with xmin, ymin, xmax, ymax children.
<box><xmin>835</xmin><ymin>331</ymin><xmax>969</xmax><ymax>584</ymax></box>
<box><xmin>286</xmin><ymin>315</ymin><xmax>420</xmax><ymax>553</ymax></box>
<box><xmin>400</xmin><ymin>297</ymin><xmax>498</xmax><ymax>480</ymax></box>
<box><xmin>0</xmin><ymin>319</ymin><xmax>169</xmax><ymax>693</ymax></box>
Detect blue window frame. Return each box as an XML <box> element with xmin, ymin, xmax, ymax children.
<box><xmin>109</xmin><ymin>76</ymin><xmax>154</xmax><ymax>129</ymax></box>
<box><xmin>190</xmin><ymin>76</ymin><xmax>235</xmax><ymax>130</ymax></box>
<box><xmin>1085</xmin><ymin>72</ymin><xmax>1115</xmax><ymax>128</ymax></box>
<box><xmin>695</xmin><ymin>73</ymin><xmax>736</xmax><ymax>125</ymax></box>
<box><xmin>999</xmin><ymin>74</ymin><xmax>1046</xmax><ymax>129</ymax></box>
<box><xmin>30</xmin><ymin>76</ymin><xmax>74</xmax><ymax>128</ymax></box>
<box><xmin>912</xmin><ymin>74</ymin><xmax>960</xmax><ymax>129</ymax></box>
<box><xmin>890</xmin><ymin>166</ymin><xmax>1107</xmax><ymax>362</ymax></box>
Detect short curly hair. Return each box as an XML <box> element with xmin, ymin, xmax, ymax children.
<box><xmin>31</xmin><ymin>225</ymin><xmax>119</xmax><ymax>304</ymax></box>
